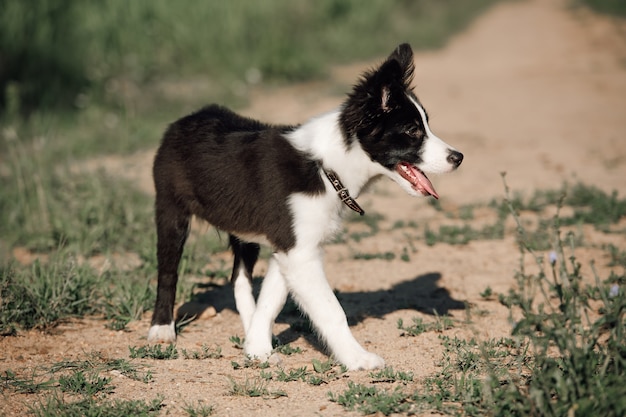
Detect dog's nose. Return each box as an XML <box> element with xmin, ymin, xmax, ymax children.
<box><xmin>447</xmin><ymin>150</ymin><xmax>463</xmax><ymax>168</ymax></box>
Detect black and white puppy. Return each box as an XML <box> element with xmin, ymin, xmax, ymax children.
<box><xmin>148</xmin><ymin>44</ymin><xmax>463</xmax><ymax>370</ymax></box>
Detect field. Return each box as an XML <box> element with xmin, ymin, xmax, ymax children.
<box><xmin>1</xmin><ymin>0</ymin><xmax>626</xmax><ymax>416</ymax></box>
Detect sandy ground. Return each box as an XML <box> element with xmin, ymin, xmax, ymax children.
<box><xmin>2</xmin><ymin>0</ymin><xmax>625</xmax><ymax>415</ymax></box>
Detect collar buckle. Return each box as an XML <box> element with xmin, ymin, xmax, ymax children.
<box><xmin>323</xmin><ymin>170</ymin><xmax>365</xmax><ymax>216</ymax></box>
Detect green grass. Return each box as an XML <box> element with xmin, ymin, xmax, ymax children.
<box><xmin>58</xmin><ymin>371</ymin><xmax>113</xmax><ymax>396</ymax></box>
<box><xmin>1</xmin><ymin>369</ymin><xmax>57</xmax><ymax>394</ymax></box>
<box><xmin>576</xmin><ymin>0</ymin><xmax>626</xmax><ymax>16</ymax></box>
<box><xmin>273</xmin><ymin>343</ymin><xmax>303</xmax><ymax>356</ymax></box>
<box><xmin>397</xmin><ymin>314</ymin><xmax>454</xmax><ymax>337</ymax></box>
<box><xmin>3</xmin><ymin>352</ymin><xmax>156</xmax><ymax>415</ymax></box>
<box><xmin>0</xmin><ymin>257</ymin><xmax>100</xmax><ymax>335</ymax></box>
<box><xmin>181</xmin><ymin>345</ymin><xmax>223</xmax><ymax>360</ymax></box>
<box><xmin>415</xmin><ymin>177</ymin><xmax>626</xmax><ymax>416</ymax></box>
<box><xmin>422</xmin><ymin>181</ymin><xmax>626</xmax><ymax>247</ymax></box>
<box><xmin>0</xmin><ymin>139</ymin><xmax>156</xmax><ymax>254</ymax></box>
<box><xmin>0</xmin><ymin>254</ymin><xmax>156</xmax><ymax>334</ymax></box>
<box><xmin>229</xmin><ymin>334</ymin><xmax>245</xmax><ymax>349</ymax></box>
<box><xmin>230</xmin><ymin>359</ymin><xmax>270</xmax><ymax>370</ymax></box>
<box><xmin>328</xmin><ymin>177</ymin><xmax>626</xmax><ymax>416</ymax></box>
<box><xmin>353</xmin><ymin>251</ymin><xmax>396</xmax><ymax>261</ymax></box>
<box><xmin>369</xmin><ymin>367</ymin><xmax>414</xmax><ymax>384</ymax></box>
<box><xmin>182</xmin><ymin>402</ymin><xmax>216</xmax><ymax>417</ymax></box>
<box><xmin>329</xmin><ymin>381</ymin><xmax>414</xmax><ymax>415</ymax></box>
<box><xmin>48</xmin><ymin>353</ymin><xmax>154</xmax><ymax>383</ymax></box>
<box><xmin>252</xmin><ymin>359</ymin><xmax>346</xmax><ymax>386</ymax></box>
<box><xmin>129</xmin><ymin>344</ymin><xmax>179</xmax><ymax>360</ymax></box>
<box><xmin>30</xmin><ymin>395</ymin><xmax>163</xmax><ymax>417</ymax></box>
<box><xmin>0</xmin><ymin>0</ymin><xmax>505</xmax><ymax>116</ymax></box>
<box><xmin>274</xmin><ymin>367</ymin><xmax>309</xmax><ymax>383</ymax></box>
<box><xmin>228</xmin><ymin>377</ymin><xmax>287</xmax><ymax>398</ymax></box>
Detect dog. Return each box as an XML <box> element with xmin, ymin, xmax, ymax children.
<box><xmin>148</xmin><ymin>43</ymin><xmax>463</xmax><ymax>370</ymax></box>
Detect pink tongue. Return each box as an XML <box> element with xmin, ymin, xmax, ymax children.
<box><xmin>397</xmin><ymin>163</ymin><xmax>440</xmax><ymax>199</ymax></box>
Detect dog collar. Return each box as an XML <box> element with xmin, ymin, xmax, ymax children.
<box><xmin>323</xmin><ymin>170</ymin><xmax>365</xmax><ymax>216</ymax></box>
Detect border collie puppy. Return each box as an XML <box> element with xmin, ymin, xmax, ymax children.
<box><xmin>148</xmin><ymin>43</ymin><xmax>463</xmax><ymax>370</ymax></box>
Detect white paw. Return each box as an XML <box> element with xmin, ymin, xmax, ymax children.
<box><xmin>341</xmin><ymin>351</ymin><xmax>385</xmax><ymax>371</ymax></box>
<box><xmin>244</xmin><ymin>339</ymin><xmax>273</xmax><ymax>362</ymax></box>
<box><xmin>147</xmin><ymin>322</ymin><xmax>176</xmax><ymax>343</ymax></box>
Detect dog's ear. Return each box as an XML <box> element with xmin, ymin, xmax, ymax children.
<box><xmin>372</xmin><ymin>44</ymin><xmax>415</xmax><ymax>111</ymax></box>
<box><xmin>340</xmin><ymin>44</ymin><xmax>415</xmax><ymax>138</ymax></box>
<box><xmin>385</xmin><ymin>43</ymin><xmax>415</xmax><ymax>88</ymax></box>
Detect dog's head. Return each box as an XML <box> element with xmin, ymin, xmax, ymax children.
<box><xmin>339</xmin><ymin>43</ymin><xmax>463</xmax><ymax>199</ymax></box>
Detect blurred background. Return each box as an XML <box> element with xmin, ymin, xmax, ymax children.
<box><xmin>1</xmin><ymin>0</ymin><xmax>503</xmax><ymax>115</ymax></box>
<box><xmin>1</xmin><ymin>0</ymin><xmax>623</xmax><ymax>153</ymax></box>
<box><xmin>0</xmin><ymin>0</ymin><xmax>624</xmax><ymax>247</ymax></box>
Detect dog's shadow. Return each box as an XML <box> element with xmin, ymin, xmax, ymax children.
<box><xmin>176</xmin><ymin>272</ymin><xmax>466</xmax><ymax>348</ymax></box>
<box><xmin>336</xmin><ymin>272</ymin><xmax>466</xmax><ymax>322</ymax></box>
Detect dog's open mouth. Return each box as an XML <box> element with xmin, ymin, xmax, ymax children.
<box><xmin>396</xmin><ymin>162</ymin><xmax>439</xmax><ymax>199</ymax></box>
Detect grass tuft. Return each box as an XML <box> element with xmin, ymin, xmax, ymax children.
<box><xmin>0</xmin><ymin>257</ymin><xmax>99</xmax><ymax>334</ymax></box>
<box><xmin>129</xmin><ymin>344</ymin><xmax>179</xmax><ymax>360</ymax></box>
<box><xmin>329</xmin><ymin>381</ymin><xmax>413</xmax><ymax>416</ymax></box>
<box><xmin>29</xmin><ymin>395</ymin><xmax>163</xmax><ymax>417</ymax></box>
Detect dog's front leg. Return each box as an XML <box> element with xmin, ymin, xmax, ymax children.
<box><xmin>276</xmin><ymin>247</ymin><xmax>385</xmax><ymax>371</ymax></box>
<box><xmin>244</xmin><ymin>257</ymin><xmax>288</xmax><ymax>362</ymax></box>
<box><xmin>233</xmin><ymin>273</ymin><xmax>256</xmax><ymax>335</ymax></box>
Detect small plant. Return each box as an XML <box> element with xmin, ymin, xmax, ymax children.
<box><xmin>229</xmin><ymin>335</ymin><xmax>244</xmax><ymax>349</ymax></box>
<box><xmin>391</xmin><ymin>220</ymin><xmax>418</xmax><ymax>229</ymax></box>
<box><xmin>311</xmin><ymin>358</ymin><xmax>334</xmax><ymax>374</ymax></box>
<box><xmin>183</xmin><ymin>402</ymin><xmax>215</xmax><ymax>417</ymax></box>
<box><xmin>274</xmin><ymin>367</ymin><xmax>308</xmax><ymax>382</ymax></box>
<box><xmin>606</xmin><ymin>242</ymin><xmax>626</xmax><ymax>268</ymax></box>
<box><xmin>259</xmin><ymin>370</ymin><xmax>273</xmax><ymax>381</ymax></box>
<box><xmin>273</xmin><ymin>343</ymin><xmax>302</xmax><ymax>356</ymax></box>
<box><xmin>353</xmin><ymin>251</ymin><xmax>395</xmax><ymax>261</ymax></box>
<box><xmin>424</xmin><ymin>222</ymin><xmax>504</xmax><ymax>246</ymax></box>
<box><xmin>50</xmin><ymin>353</ymin><xmax>153</xmax><ymax>383</ymax></box>
<box><xmin>58</xmin><ymin>371</ymin><xmax>113</xmax><ymax>396</ymax></box>
<box><xmin>397</xmin><ymin>315</ymin><xmax>453</xmax><ymax>336</ymax></box>
<box><xmin>369</xmin><ymin>367</ymin><xmax>414</xmax><ymax>384</ymax></box>
<box><xmin>228</xmin><ymin>378</ymin><xmax>287</xmax><ymax>398</ymax></box>
<box><xmin>305</xmin><ymin>359</ymin><xmax>347</xmax><ymax>385</ymax></box>
<box><xmin>129</xmin><ymin>344</ymin><xmax>179</xmax><ymax>360</ymax></box>
<box><xmin>397</xmin><ymin>317</ymin><xmax>428</xmax><ymax>336</ymax></box>
<box><xmin>479</xmin><ymin>286</ymin><xmax>493</xmax><ymax>299</ymax></box>
<box><xmin>329</xmin><ymin>381</ymin><xmax>413</xmax><ymax>415</ymax></box>
<box><xmin>181</xmin><ymin>344</ymin><xmax>223</xmax><ymax>360</ymax></box>
<box><xmin>432</xmin><ymin>313</ymin><xmax>455</xmax><ymax>332</ymax></box>
<box><xmin>0</xmin><ymin>369</ymin><xmax>56</xmax><ymax>394</ymax></box>
<box><xmin>231</xmin><ymin>359</ymin><xmax>270</xmax><ymax>370</ymax></box>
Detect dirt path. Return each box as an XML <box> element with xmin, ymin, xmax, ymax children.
<box><xmin>2</xmin><ymin>0</ymin><xmax>625</xmax><ymax>416</ymax></box>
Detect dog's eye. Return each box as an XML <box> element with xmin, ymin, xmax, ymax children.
<box><xmin>405</xmin><ymin>127</ymin><xmax>420</xmax><ymax>136</ymax></box>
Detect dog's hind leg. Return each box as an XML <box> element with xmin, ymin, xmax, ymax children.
<box><xmin>148</xmin><ymin>198</ymin><xmax>190</xmax><ymax>343</ymax></box>
<box><xmin>275</xmin><ymin>247</ymin><xmax>385</xmax><ymax>370</ymax></box>
<box><xmin>244</xmin><ymin>256</ymin><xmax>288</xmax><ymax>363</ymax></box>
<box><xmin>230</xmin><ymin>235</ymin><xmax>260</xmax><ymax>334</ymax></box>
